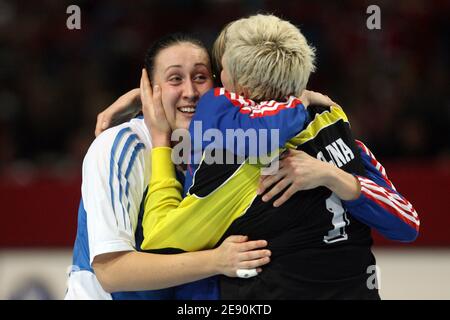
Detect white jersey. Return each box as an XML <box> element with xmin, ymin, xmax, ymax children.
<box><xmin>65</xmin><ymin>117</ymin><xmax>152</xmax><ymax>300</ymax></box>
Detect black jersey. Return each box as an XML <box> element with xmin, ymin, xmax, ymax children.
<box><xmin>141</xmin><ymin>90</ymin><xmax>417</xmax><ymax>299</ymax></box>
<box><xmin>219</xmin><ymin>105</ymin><xmax>380</xmax><ymax>299</ymax></box>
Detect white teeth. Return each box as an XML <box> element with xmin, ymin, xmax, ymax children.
<box><xmin>179</xmin><ymin>107</ymin><xmax>195</xmax><ymax>113</ymax></box>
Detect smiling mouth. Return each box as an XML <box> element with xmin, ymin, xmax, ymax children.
<box><xmin>177</xmin><ymin>106</ymin><xmax>196</xmax><ymax>114</ymax></box>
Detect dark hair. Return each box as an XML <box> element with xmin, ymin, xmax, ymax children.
<box><xmin>144</xmin><ymin>33</ymin><xmax>211</xmax><ymax>83</ymax></box>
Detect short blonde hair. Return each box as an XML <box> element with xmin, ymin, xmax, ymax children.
<box><xmin>213</xmin><ymin>14</ymin><xmax>316</xmax><ymax>101</ymax></box>
<box><xmin>211</xmin><ymin>22</ymin><xmax>229</xmax><ymax>77</ymax></box>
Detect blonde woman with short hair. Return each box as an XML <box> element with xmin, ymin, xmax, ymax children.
<box><xmin>215</xmin><ymin>14</ymin><xmax>315</xmax><ymax>101</ymax></box>
<box><xmin>140</xmin><ymin>14</ymin><xmax>418</xmax><ymax>299</ymax></box>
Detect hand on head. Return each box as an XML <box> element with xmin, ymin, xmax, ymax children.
<box><xmin>140</xmin><ymin>68</ymin><xmax>172</xmax><ymax>147</ymax></box>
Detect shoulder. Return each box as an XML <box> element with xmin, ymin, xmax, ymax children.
<box><xmin>197</xmin><ymin>88</ymin><xmax>230</xmax><ymax>108</ymax></box>
<box><xmin>306</xmin><ymin>104</ymin><xmax>348</xmax><ymax>119</ymax></box>
<box><xmin>84</xmin><ymin>118</ymin><xmax>151</xmax><ymax>167</ymax></box>
<box><xmin>201</xmin><ymin>87</ymin><xmax>254</xmax><ymax>109</ymax></box>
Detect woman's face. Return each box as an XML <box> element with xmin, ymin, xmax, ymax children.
<box><xmin>153</xmin><ymin>43</ymin><xmax>213</xmax><ymax>130</ymax></box>
<box><xmin>221</xmin><ymin>56</ymin><xmax>246</xmax><ymax>97</ymax></box>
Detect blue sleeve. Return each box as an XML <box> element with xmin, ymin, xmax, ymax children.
<box><xmin>343</xmin><ymin>143</ymin><xmax>420</xmax><ymax>242</ymax></box>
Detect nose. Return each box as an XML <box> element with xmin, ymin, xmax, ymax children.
<box><xmin>182</xmin><ymin>79</ymin><xmax>199</xmax><ymax>102</ymax></box>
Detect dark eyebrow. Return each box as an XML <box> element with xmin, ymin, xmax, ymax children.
<box><xmin>165</xmin><ymin>65</ymin><xmax>182</xmax><ymax>72</ymax></box>
<box><xmin>165</xmin><ymin>63</ymin><xmax>209</xmax><ymax>73</ymax></box>
<box><xmin>194</xmin><ymin>63</ymin><xmax>209</xmax><ymax>69</ymax></box>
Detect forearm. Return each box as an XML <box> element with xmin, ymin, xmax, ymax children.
<box><xmin>123</xmin><ymin>88</ymin><xmax>141</xmax><ymax>109</ymax></box>
<box><xmin>196</xmin><ymin>90</ymin><xmax>308</xmax><ymax>158</ymax></box>
<box><xmin>142</xmin><ymin>147</ymin><xmax>258</xmax><ymax>252</ymax></box>
<box><xmin>343</xmin><ymin>175</ymin><xmax>419</xmax><ymax>241</ymax></box>
<box><xmin>342</xmin><ymin>141</ymin><xmax>419</xmax><ymax>241</ymax></box>
<box><xmin>142</xmin><ymin>147</ymin><xmax>183</xmax><ymax>248</ymax></box>
<box><xmin>324</xmin><ymin>165</ymin><xmax>361</xmax><ymax>201</ymax></box>
<box><xmin>93</xmin><ymin>250</ymin><xmax>218</xmax><ymax>293</ymax></box>
<box><xmin>146</xmin><ymin>147</ymin><xmax>182</xmax><ymax>212</ymax></box>
<box><xmin>142</xmin><ymin>147</ymin><xmax>227</xmax><ymax>251</ymax></box>
<box><xmin>115</xmin><ymin>88</ymin><xmax>142</xmax><ymax>119</ymax></box>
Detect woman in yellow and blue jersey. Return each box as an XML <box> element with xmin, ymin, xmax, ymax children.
<box><xmin>140</xmin><ymin>15</ymin><xmax>419</xmax><ymax>299</ymax></box>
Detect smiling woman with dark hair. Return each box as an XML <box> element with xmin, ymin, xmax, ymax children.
<box><xmin>65</xmin><ymin>33</ymin><xmax>272</xmax><ymax>300</ymax></box>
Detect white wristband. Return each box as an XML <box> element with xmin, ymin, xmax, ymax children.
<box><xmin>236</xmin><ymin>268</ymin><xmax>258</xmax><ymax>279</ymax></box>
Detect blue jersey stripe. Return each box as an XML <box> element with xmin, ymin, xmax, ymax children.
<box><xmin>109</xmin><ymin>127</ymin><xmax>131</xmax><ymax>227</ymax></box>
<box><xmin>117</xmin><ymin>133</ymin><xmax>139</xmax><ymax>230</ymax></box>
<box><xmin>72</xmin><ymin>199</ymin><xmax>93</xmax><ymax>272</ymax></box>
<box><xmin>125</xmin><ymin>143</ymin><xmax>145</xmax><ymax>196</ymax></box>
<box><xmin>124</xmin><ymin>142</ymin><xmax>145</xmax><ymax>231</ymax></box>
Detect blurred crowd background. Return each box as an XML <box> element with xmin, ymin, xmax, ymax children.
<box><xmin>0</xmin><ymin>0</ymin><xmax>449</xmax><ymax>180</ymax></box>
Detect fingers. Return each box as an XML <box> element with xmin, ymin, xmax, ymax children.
<box><xmin>259</xmin><ymin>148</ymin><xmax>308</xmax><ymax>205</ymax></box>
<box><xmin>261</xmin><ymin>177</ymin><xmax>292</xmax><ymax>203</ymax></box>
<box><xmin>273</xmin><ymin>184</ymin><xmax>298</xmax><ymax>207</ymax></box>
<box><xmin>95</xmin><ymin>88</ymin><xmax>142</xmax><ymax>137</ymax></box>
<box><xmin>152</xmin><ymin>85</ymin><xmax>164</xmax><ymax>119</ymax></box>
<box><xmin>257</xmin><ymin>167</ymin><xmax>287</xmax><ymax>195</ymax></box>
<box><xmin>140</xmin><ymin>69</ymin><xmax>151</xmax><ymax>124</ymax></box>
<box><xmin>238</xmin><ymin>256</ymin><xmax>271</xmax><ymax>269</ymax></box>
<box><xmin>286</xmin><ymin>148</ymin><xmax>301</xmax><ymax>156</ymax></box>
<box><xmin>299</xmin><ymin>89</ymin><xmax>310</xmax><ymax>107</ymax></box>
<box><xmin>236</xmin><ymin>239</ymin><xmax>268</xmax><ymax>252</ymax></box>
<box><xmin>221</xmin><ymin>236</ymin><xmax>271</xmax><ymax>276</ymax></box>
<box><xmin>224</xmin><ymin>236</ymin><xmax>268</xmax><ymax>252</ymax></box>
<box><xmin>141</xmin><ymin>68</ymin><xmax>153</xmax><ymax>98</ymax></box>
<box><xmin>322</xmin><ymin>93</ymin><xmax>338</xmax><ymax>106</ymax></box>
<box><xmin>239</xmin><ymin>249</ymin><xmax>271</xmax><ymax>262</ymax></box>
<box><xmin>151</xmin><ymin>78</ymin><xmax>163</xmax><ymax>113</ymax></box>
<box><xmin>224</xmin><ymin>235</ymin><xmax>248</xmax><ymax>243</ymax></box>
<box><xmin>258</xmin><ymin>173</ymin><xmax>285</xmax><ymax>198</ymax></box>
<box><xmin>279</xmin><ymin>149</ymin><xmax>291</xmax><ymax>160</ymax></box>
<box><xmin>259</xmin><ymin>175</ymin><xmax>269</xmax><ymax>183</ymax></box>
<box><xmin>140</xmin><ymin>68</ymin><xmax>153</xmax><ymax>111</ymax></box>
<box><xmin>95</xmin><ymin>111</ymin><xmax>114</xmax><ymax>137</ymax></box>
<box><xmin>141</xmin><ymin>68</ymin><xmax>167</xmax><ymax>125</ymax></box>
<box><xmin>315</xmin><ymin>92</ymin><xmax>335</xmax><ymax>106</ymax></box>
<box><xmin>303</xmin><ymin>90</ymin><xmax>338</xmax><ymax>107</ymax></box>
<box><xmin>95</xmin><ymin>112</ymin><xmax>107</xmax><ymax>137</ymax></box>
<box><xmin>257</xmin><ymin>176</ymin><xmax>268</xmax><ymax>195</ymax></box>
<box><xmin>139</xmin><ymin>73</ymin><xmax>144</xmax><ymax>108</ymax></box>
<box><xmin>327</xmin><ymin>96</ymin><xmax>338</xmax><ymax>106</ymax></box>
<box><xmin>257</xmin><ymin>174</ymin><xmax>271</xmax><ymax>195</ymax></box>
<box><xmin>237</xmin><ymin>247</ymin><xmax>271</xmax><ymax>270</ymax></box>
